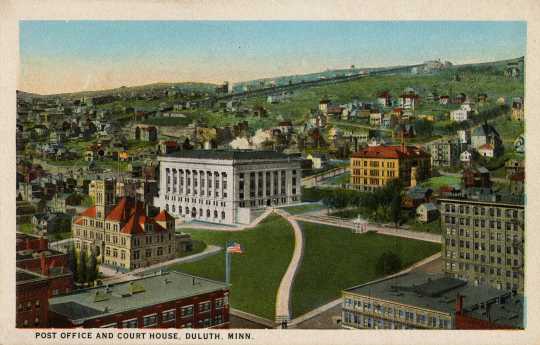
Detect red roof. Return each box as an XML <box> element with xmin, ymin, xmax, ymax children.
<box><xmin>121</xmin><ymin>212</ymin><xmax>145</xmax><ymax>235</ymax></box>
<box><xmin>510</xmin><ymin>172</ymin><xmax>525</xmax><ymax>182</ymax></box>
<box><xmin>106</xmin><ymin>197</ymin><xmax>144</xmax><ymax>222</ymax></box>
<box><xmin>479</xmin><ymin>144</ymin><xmax>494</xmax><ymax>150</ymax></box>
<box><xmin>79</xmin><ymin>206</ymin><xmax>96</xmax><ymax>218</ymax></box>
<box><xmin>352</xmin><ymin>145</ymin><xmax>429</xmax><ymax>159</ymax></box>
<box><xmin>154</xmin><ymin>210</ymin><xmax>174</xmax><ymax>222</ymax></box>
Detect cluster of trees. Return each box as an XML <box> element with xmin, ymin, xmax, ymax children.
<box><xmin>376</xmin><ymin>251</ymin><xmax>403</xmax><ymax>275</ymax></box>
<box><xmin>67</xmin><ymin>244</ymin><xmax>99</xmax><ymax>285</ymax></box>
<box><xmin>317</xmin><ymin>179</ymin><xmax>403</xmax><ymax>225</ymax></box>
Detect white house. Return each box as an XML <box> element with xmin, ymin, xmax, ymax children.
<box><xmin>460</xmin><ymin>150</ymin><xmax>473</xmax><ymax>164</ymax></box>
<box><xmin>478</xmin><ymin>144</ymin><xmax>495</xmax><ymax>158</ymax></box>
<box><xmin>416</xmin><ymin>203</ymin><xmax>439</xmax><ymax>223</ymax></box>
<box><xmin>450</xmin><ymin>109</ymin><xmax>470</xmax><ymax>122</ymax></box>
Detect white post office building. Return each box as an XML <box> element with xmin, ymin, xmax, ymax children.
<box><xmin>156</xmin><ymin>150</ymin><xmax>302</xmax><ymax>225</ymax></box>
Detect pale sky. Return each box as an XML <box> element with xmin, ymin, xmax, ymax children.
<box><xmin>19</xmin><ymin>21</ymin><xmax>526</xmax><ymax>95</ymax></box>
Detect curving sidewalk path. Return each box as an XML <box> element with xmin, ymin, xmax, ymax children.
<box><xmin>273</xmin><ymin>209</ymin><xmax>304</xmax><ymax>326</ymax></box>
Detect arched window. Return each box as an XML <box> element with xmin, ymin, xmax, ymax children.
<box><xmin>172</xmin><ymin>205</ymin><xmax>176</xmax><ymax>212</ymax></box>
<box><xmin>214</xmin><ymin>210</ymin><xmax>218</xmax><ymax>218</ymax></box>
<box><xmin>206</xmin><ymin>209</ymin><xmax>211</xmax><ymax>217</ymax></box>
<box><xmin>199</xmin><ymin>208</ymin><xmax>203</xmax><ymax>217</ymax></box>
<box><xmin>185</xmin><ymin>207</ymin><xmax>189</xmax><ymax>215</ymax></box>
<box><xmin>221</xmin><ymin>211</ymin><xmax>225</xmax><ymax>220</ymax></box>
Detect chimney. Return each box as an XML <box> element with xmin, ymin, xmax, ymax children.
<box><xmin>40</xmin><ymin>253</ymin><xmax>49</xmax><ymax>276</ymax></box>
<box><xmin>455</xmin><ymin>294</ymin><xmax>464</xmax><ymax>316</ymax></box>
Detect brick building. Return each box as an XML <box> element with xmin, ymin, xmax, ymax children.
<box><xmin>16</xmin><ymin>232</ymin><xmax>74</xmax><ymax>297</ymax></box>
<box><xmin>350</xmin><ymin>144</ymin><xmax>431</xmax><ymax>191</ymax></box>
<box><xmin>49</xmin><ymin>271</ymin><xmax>230</xmax><ymax>329</ymax></box>
<box><xmin>16</xmin><ymin>268</ymin><xmax>49</xmax><ymax>328</ymax></box>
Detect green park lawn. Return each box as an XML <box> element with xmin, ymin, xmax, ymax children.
<box><xmin>177</xmin><ymin>239</ymin><xmax>207</xmax><ymax>258</ymax></box>
<box><xmin>420</xmin><ymin>175</ymin><xmax>461</xmax><ymax>190</ymax></box>
<box><xmin>404</xmin><ymin>218</ymin><xmax>442</xmax><ymax>234</ymax></box>
<box><xmin>291</xmin><ymin>222</ymin><xmax>441</xmax><ymax>317</ymax></box>
<box><xmin>167</xmin><ymin>214</ymin><xmax>294</xmax><ymax>320</ymax></box>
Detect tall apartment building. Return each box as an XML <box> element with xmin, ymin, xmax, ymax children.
<box><xmin>439</xmin><ymin>190</ymin><xmax>524</xmax><ymax>293</ymax></box>
<box><xmin>341</xmin><ymin>272</ymin><xmax>522</xmax><ymax>330</ymax></box>
<box><xmin>350</xmin><ymin>144</ymin><xmax>430</xmax><ymax>191</ymax></box>
<box><xmin>72</xmin><ymin>179</ymin><xmax>176</xmax><ymax>271</ymax></box>
<box><xmin>427</xmin><ymin>139</ymin><xmax>462</xmax><ymax>168</ymax></box>
<box><xmin>156</xmin><ymin>150</ymin><xmax>302</xmax><ymax>225</ymax></box>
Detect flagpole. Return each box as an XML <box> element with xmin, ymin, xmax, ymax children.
<box><xmin>225</xmin><ymin>240</ymin><xmax>230</xmax><ymax>285</ymax></box>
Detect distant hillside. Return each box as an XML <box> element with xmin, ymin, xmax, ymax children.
<box><xmin>18</xmin><ymin>82</ymin><xmax>218</xmax><ymax>98</ymax></box>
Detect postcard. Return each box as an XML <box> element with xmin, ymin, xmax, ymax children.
<box><xmin>1</xmin><ymin>1</ymin><xmax>539</xmax><ymax>344</ymax></box>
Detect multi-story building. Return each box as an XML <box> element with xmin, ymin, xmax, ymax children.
<box><xmin>511</xmin><ymin>97</ymin><xmax>524</xmax><ymax>122</ymax></box>
<box><xmin>16</xmin><ymin>268</ymin><xmax>49</xmax><ymax>328</ymax></box>
<box><xmin>439</xmin><ymin>189</ymin><xmax>524</xmax><ymax>293</ymax></box>
<box><xmin>48</xmin><ymin>271</ymin><xmax>230</xmax><ymax>329</ymax></box>
<box><xmin>72</xmin><ymin>179</ymin><xmax>176</xmax><ymax>271</ymax></box>
<box><xmin>350</xmin><ymin>144</ymin><xmax>431</xmax><ymax>191</ymax></box>
<box><xmin>341</xmin><ymin>272</ymin><xmax>522</xmax><ymax>330</ymax></box>
<box><xmin>156</xmin><ymin>150</ymin><xmax>302</xmax><ymax>225</ymax></box>
<box><xmin>16</xmin><ymin>233</ymin><xmax>74</xmax><ymax>298</ymax></box>
<box><xmin>427</xmin><ymin>139</ymin><xmax>462</xmax><ymax>168</ymax></box>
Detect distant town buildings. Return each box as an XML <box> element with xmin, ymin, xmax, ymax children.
<box><xmin>156</xmin><ymin>150</ymin><xmax>302</xmax><ymax>225</ymax></box>
<box><xmin>427</xmin><ymin>139</ymin><xmax>462</xmax><ymax>168</ymax></box>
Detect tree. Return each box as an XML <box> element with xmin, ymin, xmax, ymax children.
<box><xmin>376</xmin><ymin>251</ymin><xmax>402</xmax><ymax>275</ymax></box>
<box><xmin>390</xmin><ymin>193</ymin><xmax>402</xmax><ymax>228</ymax></box>
<box><xmin>67</xmin><ymin>243</ymin><xmax>77</xmax><ymax>279</ymax></box>
<box><xmin>76</xmin><ymin>250</ymin><xmax>87</xmax><ymax>284</ymax></box>
<box><xmin>86</xmin><ymin>251</ymin><xmax>99</xmax><ymax>285</ymax></box>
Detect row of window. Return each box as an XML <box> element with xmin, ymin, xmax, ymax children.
<box><xmin>443</xmin><ymin>204</ymin><xmax>522</xmax><ymax>219</ymax></box>
<box><xmin>342</xmin><ymin>299</ymin><xmax>450</xmax><ymax>328</ymax></box>
<box><xmin>342</xmin><ymin>309</ymin><xmax>450</xmax><ymax>329</ymax></box>
<box><xmin>445</xmin><ymin>262</ymin><xmax>521</xmax><ymax>278</ymax></box>
<box><xmin>446</xmin><ymin>228</ymin><xmax>521</xmax><ymax>240</ymax></box>
<box><xmin>445</xmin><ymin>239</ymin><xmax>521</xmax><ymax>255</ymax></box>
<box><xmin>444</xmin><ymin>217</ymin><xmax>521</xmax><ymax>231</ymax></box>
<box><xmin>100</xmin><ymin>298</ymin><xmax>228</xmax><ymax>328</ymax></box>
<box><xmin>351</xmin><ymin>160</ymin><xmax>397</xmax><ymax>169</ymax></box>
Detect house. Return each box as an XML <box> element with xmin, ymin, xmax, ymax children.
<box><xmin>377</xmin><ymin>91</ymin><xmax>392</xmax><ymax>107</ymax></box>
<box><xmin>403</xmin><ymin>187</ymin><xmax>433</xmax><ymax>209</ymax></box>
<box><xmin>477</xmin><ymin>93</ymin><xmax>488</xmax><ymax>104</ymax></box>
<box><xmin>450</xmin><ymin>109</ymin><xmax>470</xmax><ymax>122</ymax></box>
<box><xmin>306</xmin><ymin>153</ymin><xmax>326</xmax><ymax>169</ymax></box>
<box><xmin>511</xmin><ymin>97</ymin><xmax>524</xmax><ymax>121</ymax></box>
<box><xmin>369</xmin><ymin>112</ymin><xmax>383</xmax><ymax>126</ymax></box>
<box><xmin>453</xmin><ymin>93</ymin><xmax>467</xmax><ymax>104</ymax></box>
<box><xmin>134</xmin><ymin>125</ymin><xmax>158</xmax><ymax>142</ymax></box>
<box><xmin>319</xmin><ymin>99</ymin><xmax>331</xmax><ymax>113</ymax></box>
<box><xmin>505</xmin><ymin>159</ymin><xmax>525</xmax><ymax>180</ymax></box>
<box><xmin>478</xmin><ymin>143</ymin><xmax>495</xmax><ymax>158</ymax></box>
<box><xmin>394</xmin><ymin>123</ymin><xmax>416</xmax><ymax>138</ymax></box>
<box><xmin>460</xmin><ymin>150</ymin><xmax>474</xmax><ymax>165</ymax></box>
<box><xmin>416</xmin><ymin>202</ymin><xmax>439</xmax><ymax>223</ymax></box>
<box><xmin>457</xmin><ymin>129</ymin><xmax>470</xmax><ymax>144</ymax></box>
<box><xmin>439</xmin><ymin>95</ymin><xmax>450</xmax><ymax>105</ymax></box>
<box><xmin>381</xmin><ymin>113</ymin><xmax>396</xmax><ymax>129</ymax></box>
<box><xmin>277</xmin><ymin>120</ymin><xmax>294</xmax><ymax>135</ymax></box>
<box><xmin>471</xmin><ymin>122</ymin><xmax>503</xmax><ymax>155</ymax></box>
<box><xmin>462</xmin><ymin>166</ymin><xmax>491</xmax><ymax>188</ymax></box>
<box><xmin>398</xmin><ymin>92</ymin><xmax>418</xmax><ymax>110</ymax></box>
<box><xmin>514</xmin><ymin>134</ymin><xmax>525</xmax><ymax>154</ymax></box>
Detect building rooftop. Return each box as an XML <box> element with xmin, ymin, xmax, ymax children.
<box><xmin>16</xmin><ymin>268</ymin><xmax>47</xmax><ymax>285</ymax></box>
<box><xmin>344</xmin><ymin>272</ymin><xmax>508</xmax><ymax>315</ymax></box>
<box><xmin>464</xmin><ymin>294</ymin><xmax>524</xmax><ymax>329</ymax></box>
<box><xmin>161</xmin><ymin>149</ymin><xmax>297</xmax><ymax>161</ymax></box>
<box><xmin>352</xmin><ymin>145</ymin><xmax>429</xmax><ymax>159</ymax></box>
<box><xmin>439</xmin><ymin>188</ymin><xmax>525</xmax><ymax>206</ymax></box>
<box><xmin>49</xmin><ymin>270</ymin><xmax>228</xmax><ymax>324</ymax></box>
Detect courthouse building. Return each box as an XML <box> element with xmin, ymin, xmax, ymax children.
<box><xmin>156</xmin><ymin>150</ymin><xmax>302</xmax><ymax>225</ymax></box>
<box><xmin>72</xmin><ymin>179</ymin><xmax>176</xmax><ymax>271</ymax></box>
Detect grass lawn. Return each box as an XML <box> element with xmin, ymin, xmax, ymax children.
<box><xmin>280</xmin><ymin>203</ymin><xmax>324</xmax><ymax>215</ymax></box>
<box><xmin>167</xmin><ymin>215</ymin><xmax>294</xmax><ymax>320</ymax></box>
<box><xmin>420</xmin><ymin>175</ymin><xmax>461</xmax><ymax>189</ymax></box>
<box><xmin>291</xmin><ymin>222</ymin><xmax>441</xmax><ymax>317</ymax></box>
<box><xmin>177</xmin><ymin>239</ymin><xmax>207</xmax><ymax>258</ymax></box>
<box><xmin>404</xmin><ymin>218</ymin><xmax>442</xmax><ymax>234</ymax></box>
<box><xmin>19</xmin><ymin>223</ymin><xmax>34</xmax><ymax>234</ymax></box>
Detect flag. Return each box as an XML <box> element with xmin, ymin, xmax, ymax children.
<box><xmin>226</xmin><ymin>242</ymin><xmax>243</xmax><ymax>254</ymax></box>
